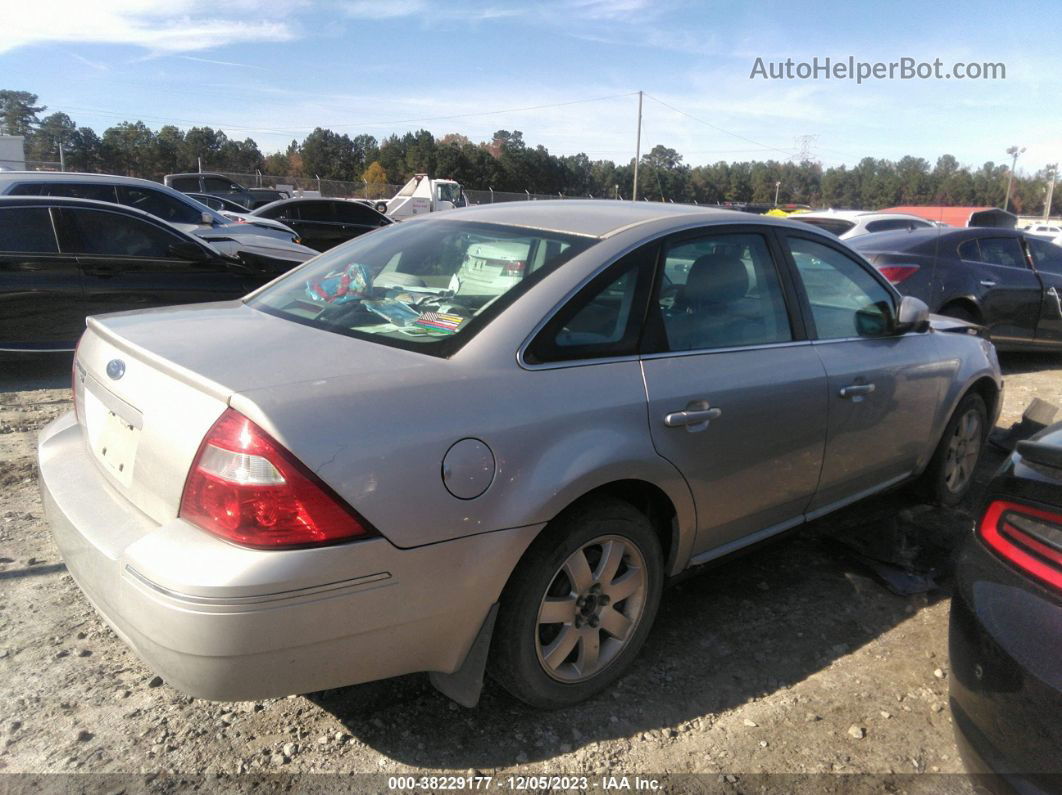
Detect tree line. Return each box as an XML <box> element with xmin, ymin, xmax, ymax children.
<box><xmin>2</xmin><ymin>89</ymin><xmax>1057</xmax><ymax>213</ymax></box>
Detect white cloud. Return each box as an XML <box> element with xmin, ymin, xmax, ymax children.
<box><xmin>3</xmin><ymin>0</ymin><xmax>299</xmax><ymax>55</ymax></box>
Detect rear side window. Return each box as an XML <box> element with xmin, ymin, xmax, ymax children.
<box><xmin>259</xmin><ymin>203</ymin><xmax>293</xmax><ymax>220</ymax></box>
<box><xmin>660</xmin><ymin>233</ymin><xmax>792</xmax><ymax>351</ymax></box>
<box><xmin>0</xmin><ymin>207</ymin><xmax>58</xmax><ymax>253</ymax></box>
<box><xmin>864</xmin><ymin>218</ymin><xmax>929</xmax><ymax>233</ymax></box>
<box><xmin>117</xmin><ymin>186</ymin><xmax>201</xmax><ymax>225</ymax></box>
<box><xmin>527</xmin><ymin>244</ymin><xmax>655</xmax><ymax>363</ymax></box>
<box><xmin>297</xmin><ymin>202</ymin><xmax>336</xmax><ymax>222</ymax></box>
<box><xmin>62</xmin><ymin>208</ymin><xmax>182</xmax><ymax>258</ymax></box>
<box><xmin>958</xmin><ymin>240</ymin><xmax>981</xmax><ymax>261</ymax></box>
<box><xmin>169</xmin><ymin>176</ymin><xmax>200</xmax><ymax>192</ymax></box>
<box><xmin>975</xmin><ymin>237</ymin><xmax>1027</xmax><ymax>268</ymax></box>
<box><xmin>792</xmin><ymin>217</ymin><xmax>855</xmax><ymax>237</ymax></box>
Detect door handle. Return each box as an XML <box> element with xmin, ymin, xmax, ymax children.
<box><xmin>979</xmin><ymin>280</ymin><xmax>997</xmax><ymax>287</ymax></box>
<box><xmin>839</xmin><ymin>383</ymin><xmax>876</xmax><ymax>401</ymax></box>
<box><xmin>664</xmin><ymin>401</ymin><xmax>722</xmax><ymax>432</ymax></box>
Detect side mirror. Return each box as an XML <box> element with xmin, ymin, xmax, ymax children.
<box><xmin>895</xmin><ymin>295</ymin><xmax>930</xmax><ymax>334</ymax></box>
<box><xmin>200</xmin><ymin>211</ymin><xmax>214</xmax><ymax>226</ymax></box>
<box><xmin>168</xmin><ymin>240</ymin><xmax>208</xmax><ymax>261</ymax></box>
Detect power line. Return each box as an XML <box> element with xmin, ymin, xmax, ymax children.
<box><xmin>641</xmin><ymin>93</ymin><xmax>798</xmax><ymax>159</ymax></box>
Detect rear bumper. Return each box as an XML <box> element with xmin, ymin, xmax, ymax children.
<box><xmin>39</xmin><ymin>411</ymin><xmax>540</xmax><ymax>701</ymax></box>
<box><xmin>948</xmin><ymin>533</ymin><xmax>1062</xmax><ymax>793</ymax></box>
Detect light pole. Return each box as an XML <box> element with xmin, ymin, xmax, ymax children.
<box><xmin>1004</xmin><ymin>145</ymin><xmax>1025</xmax><ymax>211</ymax></box>
<box><xmin>774</xmin><ymin>181</ymin><xmax>781</xmax><ymax>207</ymax></box>
<box><xmin>1044</xmin><ymin>164</ymin><xmax>1058</xmax><ymax>222</ymax></box>
<box><xmin>632</xmin><ymin>90</ymin><xmax>643</xmax><ymax>202</ymax></box>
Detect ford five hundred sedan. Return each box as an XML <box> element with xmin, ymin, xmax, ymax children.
<box><xmin>39</xmin><ymin>201</ymin><xmax>1002</xmax><ymax>709</ymax></box>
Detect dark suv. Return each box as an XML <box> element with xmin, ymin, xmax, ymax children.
<box><xmin>163</xmin><ymin>173</ymin><xmax>284</xmax><ymax>210</ymax></box>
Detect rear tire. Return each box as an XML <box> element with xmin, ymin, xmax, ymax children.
<box><xmin>489</xmin><ymin>498</ymin><xmax>663</xmax><ymax>709</ymax></box>
<box><xmin>917</xmin><ymin>393</ymin><xmax>988</xmax><ymax>506</ymax></box>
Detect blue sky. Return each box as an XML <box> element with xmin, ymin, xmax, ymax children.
<box><xmin>3</xmin><ymin>0</ymin><xmax>1060</xmax><ymax>173</ymax></box>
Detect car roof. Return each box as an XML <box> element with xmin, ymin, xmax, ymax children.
<box><xmin>0</xmin><ymin>171</ymin><xmax>172</xmax><ymax>188</ymax></box>
<box><xmin>398</xmin><ymin>199</ymin><xmax>810</xmax><ymax>239</ymax></box>
<box><xmin>797</xmin><ymin>210</ymin><xmax>929</xmax><ymax>222</ymax></box>
<box><xmin>848</xmin><ymin>224</ymin><xmax>1026</xmax><ymax>252</ymax></box>
<box><xmin>251</xmin><ymin>196</ymin><xmax>387</xmax><ymax>215</ymax></box>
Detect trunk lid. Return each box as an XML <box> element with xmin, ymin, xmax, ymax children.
<box><xmin>75</xmin><ymin>301</ymin><xmax>438</xmax><ymax>526</ymax></box>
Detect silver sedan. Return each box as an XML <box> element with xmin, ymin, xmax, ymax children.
<box><xmin>39</xmin><ymin>201</ymin><xmax>1002</xmax><ymax>709</ymax></box>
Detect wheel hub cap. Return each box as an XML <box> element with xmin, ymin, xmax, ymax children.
<box><xmin>535</xmin><ymin>535</ymin><xmax>648</xmax><ymax>683</ymax></box>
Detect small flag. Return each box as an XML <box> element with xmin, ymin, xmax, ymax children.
<box><xmin>414</xmin><ymin>311</ymin><xmax>464</xmax><ymax>333</ymax></box>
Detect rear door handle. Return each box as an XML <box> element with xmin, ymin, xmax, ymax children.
<box><xmin>664</xmin><ymin>401</ymin><xmax>722</xmax><ymax>432</ymax></box>
<box><xmin>979</xmin><ymin>280</ymin><xmax>997</xmax><ymax>287</ymax></box>
<box><xmin>839</xmin><ymin>383</ymin><xmax>876</xmax><ymax>401</ymax></box>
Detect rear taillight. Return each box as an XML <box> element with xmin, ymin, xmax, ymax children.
<box><xmin>179</xmin><ymin>408</ymin><xmax>374</xmax><ymax>549</ymax></box>
<box><xmin>877</xmin><ymin>264</ymin><xmax>920</xmax><ymax>284</ymax></box>
<box><xmin>979</xmin><ymin>499</ymin><xmax>1062</xmax><ymax>591</ymax></box>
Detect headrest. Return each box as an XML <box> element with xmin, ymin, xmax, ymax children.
<box><xmin>684</xmin><ymin>252</ymin><xmax>749</xmax><ymax>306</ymax></box>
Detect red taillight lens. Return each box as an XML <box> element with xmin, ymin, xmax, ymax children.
<box><xmin>979</xmin><ymin>499</ymin><xmax>1062</xmax><ymax>592</ymax></box>
<box><xmin>877</xmin><ymin>264</ymin><xmax>920</xmax><ymax>284</ymax></box>
<box><xmin>179</xmin><ymin>408</ymin><xmax>374</xmax><ymax>549</ymax></box>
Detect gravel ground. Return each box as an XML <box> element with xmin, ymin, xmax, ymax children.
<box><xmin>1</xmin><ymin>352</ymin><xmax>1060</xmax><ymax>791</ymax></box>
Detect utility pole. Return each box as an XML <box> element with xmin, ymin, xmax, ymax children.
<box><xmin>197</xmin><ymin>156</ymin><xmax>202</xmax><ymax>173</ymax></box>
<box><xmin>774</xmin><ymin>180</ymin><xmax>781</xmax><ymax>207</ymax></box>
<box><xmin>1044</xmin><ymin>164</ymin><xmax>1058</xmax><ymax>222</ymax></box>
<box><xmin>1004</xmin><ymin>145</ymin><xmax>1025</xmax><ymax>211</ymax></box>
<box><xmin>632</xmin><ymin>90</ymin><xmax>643</xmax><ymax>202</ymax></box>
<box><xmin>58</xmin><ymin>141</ymin><xmax>65</xmax><ymax>172</ymax></box>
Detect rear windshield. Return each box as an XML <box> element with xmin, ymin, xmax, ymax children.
<box><xmin>791</xmin><ymin>217</ymin><xmax>856</xmax><ymax>237</ymax></box>
<box><xmin>247</xmin><ymin>220</ymin><xmax>596</xmax><ymax>355</ymax></box>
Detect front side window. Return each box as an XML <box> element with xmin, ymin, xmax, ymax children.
<box><xmin>1027</xmin><ymin>237</ymin><xmax>1062</xmax><ymax>276</ymax></box>
<box><xmin>0</xmin><ymin>207</ymin><xmax>58</xmax><ymax>253</ymax></box>
<box><xmin>203</xmin><ymin>177</ymin><xmax>239</xmax><ymax>193</ymax></box>
<box><xmin>117</xmin><ymin>186</ymin><xmax>201</xmax><ymax>225</ymax></box>
<box><xmin>976</xmin><ymin>237</ymin><xmax>1028</xmax><ymax>269</ymax></box>
<box><xmin>787</xmin><ymin>236</ymin><xmax>895</xmax><ymax>339</ymax></box>
<box><xmin>334</xmin><ymin>201</ymin><xmax>385</xmax><ymax>225</ymax></box>
<box><xmin>62</xmin><ymin>209</ymin><xmax>182</xmax><ymax>258</ymax></box>
<box><xmin>659</xmin><ymin>233</ymin><xmax>792</xmax><ymax>351</ymax></box>
<box><xmin>248</xmin><ymin>220</ymin><xmax>595</xmax><ymax>355</ymax></box>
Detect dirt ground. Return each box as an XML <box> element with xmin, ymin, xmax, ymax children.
<box><xmin>1</xmin><ymin>352</ymin><xmax>1060</xmax><ymax>792</ymax></box>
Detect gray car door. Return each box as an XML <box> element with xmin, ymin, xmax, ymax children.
<box><xmin>780</xmin><ymin>233</ymin><xmax>947</xmax><ymax>514</ymax></box>
<box><xmin>640</xmin><ymin>228</ymin><xmax>828</xmax><ymax>560</ymax></box>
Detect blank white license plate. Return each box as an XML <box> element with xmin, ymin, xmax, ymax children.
<box><xmin>84</xmin><ymin>387</ymin><xmax>140</xmax><ymax>488</ymax></box>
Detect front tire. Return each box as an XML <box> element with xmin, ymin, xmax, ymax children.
<box><xmin>489</xmin><ymin>498</ymin><xmax>663</xmax><ymax>709</ymax></box>
<box><xmin>918</xmin><ymin>392</ymin><xmax>988</xmax><ymax>506</ymax></box>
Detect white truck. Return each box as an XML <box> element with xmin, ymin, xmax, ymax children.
<box><xmin>375</xmin><ymin>174</ymin><xmax>466</xmax><ymax>219</ymax></box>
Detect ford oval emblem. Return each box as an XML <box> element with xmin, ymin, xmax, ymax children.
<box><xmin>106</xmin><ymin>359</ymin><xmax>126</xmax><ymax>380</ymax></box>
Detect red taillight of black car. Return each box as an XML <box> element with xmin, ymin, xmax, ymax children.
<box><xmin>979</xmin><ymin>499</ymin><xmax>1062</xmax><ymax>592</ymax></box>
<box><xmin>877</xmin><ymin>264</ymin><xmax>920</xmax><ymax>285</ymax></box>
<box><xmin>179</xmin><ymin>408</ymin><xmax>374</xmax><ymax>549</ymax></box>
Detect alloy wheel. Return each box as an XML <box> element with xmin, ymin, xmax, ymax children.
<box><xmin>944</xmin><ymin>408</ymin><xmax>983</xmax><ymax>494</ymax></box>
<box><xmin>534</xmin><ymin>535</ymin><xmax>648</xmax><ymax>683</ymax></box>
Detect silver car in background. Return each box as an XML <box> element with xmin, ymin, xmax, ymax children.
<box><xmin>39</xmin><ymin>201</ymin><xmax>1002</xmax><ymax>709</ymax></box>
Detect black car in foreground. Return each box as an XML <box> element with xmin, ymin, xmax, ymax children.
<box><xmin>250</xmin><ymin>197</ymin><xmax>391</xmax><ymax>251</ymax></box>
<box><xmin>851</xmin><ymin>227</ymin><xmax>1062</xmax><ymax>352</ymax></box>
<box><xmin>949</xmin><ymin>421</ymin><xmax>1062</xmax><ymax>793</ymax></box>
<box><xmin>0</xmin><ymin>196</ymin><xmax>296</xmax><ymax>352</ymax></box>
